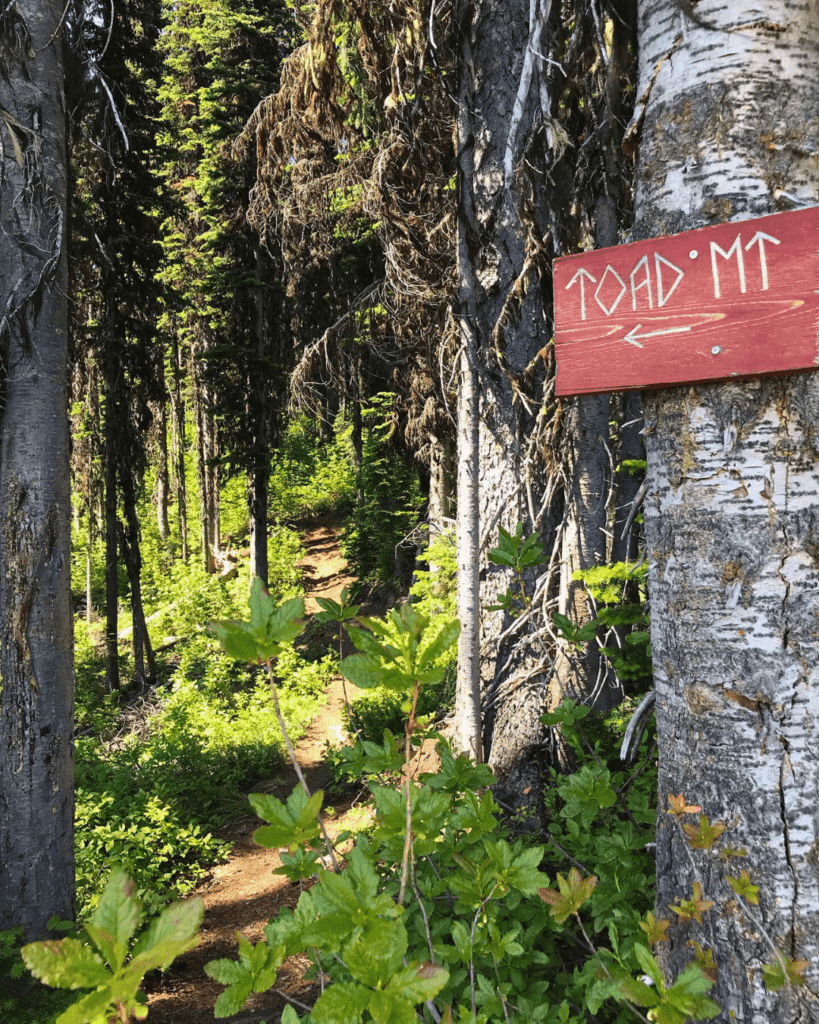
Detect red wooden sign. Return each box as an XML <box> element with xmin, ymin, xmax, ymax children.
<box><xmin>553</xmin><ymin>206</ymin><xmax>819</xmax><ymax>396</ymax></box>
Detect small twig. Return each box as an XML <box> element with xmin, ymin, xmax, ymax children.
<box><xmin>574</xmin><ymin>914</ymin><xmax>652</xmax><ymax>1024</ymax></box>
<box><xmin>469</xmin><ymin>892</ymin><xmax>497</xmax><ymax>1014</ymax></box>
<box><xmin>620</xmin><ymin>690</ymin><xmax>656</xmax><ymax>761</ymax></box>
<box><xmin>272</xmin><ymin>988</ymin><xmax>315</xmax><ymax>1013</ymax></box>
<box><xmin>621</xmin><ymin>479</ymin><xmax>649</xmax><ymax>540</ymax></box>
<box><xmin>410</xmin><ymin>857</ymin><xmax>436</xmax><ymax>962</ymax></box>
<box><xmin>265</xmin><ymin>661</ymin><xmax>340</xmax><ymax>873</ymax></box>
<box><xmin>398</xmin><ymin>678</ymin><xmax>422</xmax><ymax>904</ymax></box>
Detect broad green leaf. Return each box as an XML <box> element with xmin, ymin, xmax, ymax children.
<box><xmin>633</xmin><ymin>943</ymin><xmax>663</xmax><ymax>989</ymax></box>
<box><xmin>762</xmin><ymin>954</ymin><xmax>810</xmax><ymax>991</ymax></box>
<box><xmin>204</xmin><ymin>958</ymin><xmax>246</xmax><ymax>986</ymax></box>
<box><xmin>315</xmin><ymin>589</ymin><xmax>360</xmax><ymax>622</ymax></box>
<box><xmin>22</xmin><ymin>938</ymin><xmax>110</xmax><ymax>990</ymax></box>
<box><xmin>339</xmin><ymin>653</ymin><xmax>391</xmax><ymax>690</ymax></box>
<box><xmin>281</xmin><ymin>1006</ymin><xmax>301</xmax><ymax>1024</ymax></box>
<box><xmin>265</xmin><ymin>596</ymin><xmax>306</xmax><ymax>645</ymax></box>
<box><xmin>90</xmin><ymin>868</ymin><xmax>142</xmax><ymax>963</ymax></box>
<box><xmin>133</xmin><ymin>897</ymin><xmax>203</xmax><ymax>961</ymax></box>
<box><xmin>210</xmin><ymin>619</ymin><xmax>263</xmax><ymax>662</ymax></box>
<box><xmin>211</xmin><ymin>586</ymin><xmax>305</xmax><ymax>664</ymax></box>
<box><xmin>54</xmin><ymin>988</ymin><xmax>113</xmax><ymax>1024</ymax></box>
<box><xmin>127</xmin><ymin>936</ymin><xmax>201</xmax><ymax>979</ymax></box>
<box><xmin>487</xmin><ymin>547</ymin><xmax>516</xmax><ymax>567</ymax></box>
<box><xmin>616</xmin><ymin>976</ymin><xmax>660</xmax><ymax>1008</ymax></box>
<box><xmin>451</xmin><ymin>920</ymin><xmax>472</xmax><ymax>963</ymax></box>
<box><xmin>346</xmin><ymin>624</ymin><xmax>392</xmax><ymax>659</ymax></box>
<box><xmin>249</xmin><ymin>789</ymin><xmax>322</xmax><ymax>850</ymax></box>
<box><xmin>82</xmin><ymin>924</ymin><xmax>122</xmax><ymax>976</ymax></box>
<box><xmin>345</xmin><ymin>919</ymin><xmax>407</xmax><ymax>988</ymax></box>
<box><xmin>417</xmin><ymin>619</ymin><xmax>460</xmax><ymax>673</ymax></box>
<box><xmin>368</xmin><ymin>989</ymin><xmax>416</xmax><ymax>1024</ymax></box>
<box><xmin>248</xmin><ymin>575</ymin><xmax>269</xmax><ymax>631</ymax></box>
<box><xmin>537</xmin><ymin>868</ymin><xmax>597</xmax><ymax>924</ymax></box>
<box><xmin>312</xmin><ymin>981</ymin><xmax>372</xmax><ymax>1024</ymax></box>
<box><xmin>213</xmin><ymin>976</ymin><xmax>253</xmax><ymax>1018</ymax></box>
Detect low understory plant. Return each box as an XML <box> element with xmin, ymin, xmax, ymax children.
<box><xmin>74</xmin><ymin>641</ymin><xmax>330</xmax><ymax>915</ymax></box>
<box><xmin>0</xmin><ymin>923</ymin><xmax>75</xmax><ymax>1024</ymax></box>
<box><xmin>25</xmin><ymin>585</ymin><xmax>799</xmax><ymax>1023</ymax></box>
<box><xmin>73</xmin><ymin>558</ymin><xmax>330</xmax><ymax>916</ymax></box>
<box><xmin>21</xmin><ymin>869</ymin><xmax>203</xmax><ymax>1024</ymax></box>
<box><xmin>197</xmin><ymin>587</ymin><xmax>722</xmax><ymax>1023</ymax></box>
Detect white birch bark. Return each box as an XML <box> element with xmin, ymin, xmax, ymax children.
<box><xmin>634</xmin><ymin>2</ymin><xmax>819</xmax><ymax>1017</ymax></box>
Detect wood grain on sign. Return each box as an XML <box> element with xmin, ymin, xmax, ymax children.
<box><xmin>553</xmin><ymin>206</ymin><xmax>819</xmax><ymax>396</ymax></box>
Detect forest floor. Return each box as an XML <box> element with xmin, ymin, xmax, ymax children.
<box><xmin>145</xmin><ymin>515</ymin><xmax>369</xmax><ymax>1024</ymax></box>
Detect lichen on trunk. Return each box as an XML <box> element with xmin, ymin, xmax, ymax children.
<box><xmin>634</xmin><ymin>1</ymin><xmax>819</xmax><ymax>1017</ymax></box>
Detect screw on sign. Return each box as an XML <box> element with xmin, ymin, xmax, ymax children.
<box><xmin>552</xmin><ymin>206</ymin><xmax>819</xmax><ymax>396</ymax></box>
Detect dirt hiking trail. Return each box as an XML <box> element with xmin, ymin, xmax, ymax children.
<box><xmin>146</xmin><ymin>516</ymin><xmax>366</xmax><ymax>1024</ymax></box>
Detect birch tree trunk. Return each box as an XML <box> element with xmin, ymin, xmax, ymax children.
<box><xmin>0</xmin><ymin>0</ymin><xmax>75</xmax><ymax>937</ymax></box>
<box><xmin>634</xmin><ymin>2</ymin><xmax>819</xmax><ymax>1017</ymax></box>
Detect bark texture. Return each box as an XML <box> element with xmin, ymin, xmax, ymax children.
<box><xmin>0</xmin><ymin>0</ymin><xmax>75</xmax><ymax>936</ymax></box>
<box><xmin>455</xmin><ymin>0</ymin><xmax>553</xmax><ymax>806</ymax></box>
<box><xmin>153</xmin><ymin>357</ymin><xmax>171</xmax><ymax>544</ymax></box>
<box><xmin>634</xmin><ymin>1</ymin><xmax>819</xmax><ymax>1017</ymax></box>
<box><xmin>549</xmin><ymin>393</ymin><xmax>613</xmax><ymax>709</ymax></box>
<box><xmin>170</xmin><ymin>332</ymin><xmax>188</xmax><ymax>562</ymax></box>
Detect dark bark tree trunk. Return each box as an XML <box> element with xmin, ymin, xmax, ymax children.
<box><xmin>191</xmin><ymin>336</ymin><xmax>216</xmax><ymax>573</ymax></box>
<box><xmin>153</xmin><ymin>354</ymin><xmax>171</xmax><ymax>544</ymax></box>
<box><xmin>249</xmin><ymin>248</ymin><xmax>270</xmax><ymax>585</ymax></box>
<box><xmin>454</xmin><ymin>0</ymin><xmax>554</xmax><ymax>806</ymax></box>
<box><xmin>103</xmin><ymin>304</ymin><xmax>121</xmax><ymax>693</ymax></box>
<box><xmin>170</xmin><ymin>331</ymin><xmax>188</xmax><ymax>561</ymax></box>
<box><xmin>86</xmin><ymin>510</ymin><xmax>94</xmax><ymax>626</ymax></box>
<box><xmin>351</xmin><ymin>353</ymin><xmax>364</xmax><ymax>507</ymax></box>
<box><xmin>549</xmin><ymin>393</ymin><xmax>613</xmax><ymax>709</ymax></box>
<box><xmin>0</xmin><ymin>0</ymin><xmax>76</xmax><ymax>938</ymax></box>
<box><xmin>611</xmin><ymin>390</ymin><xmax>644</xmax><ymax>565</ymax></box>
<box><xmin>118</xmin><ymin>471</ymin><xmax>155</xmax><ymax>689</ymax></box>
<box><xmin>634</xmin><ymin>2</ymin><xmax>819</xmax><ymax>1018</ymax></box>
<box><xmin>550</xmin><ymin>209</ymin><xmax>624</xmax><ymax>712</ymax></box>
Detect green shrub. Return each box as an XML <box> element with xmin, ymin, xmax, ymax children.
<box><xmin>341</xmin><ymin>394</ymin><xmax>424</xmax><ymax>587</ymax></box>
<box><xmin>74</xmin><ymin>739</ymin><xmax>228</xmax><ymax>915</ymax></box>
<box><xmin>0</xmin><ymin>924</ymin><xmax>75</xmax><ymax>1024</ymax></box>
<box><xmin>410</xmin><ymin>528</ymin><xmax>457</xmax><ymax>621</ymax></box>
<box><xmin>269</xmin><ymin>414</ymin><xmax>356</xmax><ymax>520</ymax></box>
<box><xmin>343</xmin><ymin>683</ymin><xmax>443</xmax><ymax>744</ymax></box>
<box><xmin>73</xmin><ymin>636</ymin><xmax>331</xmax><ymax>915</ymax></box>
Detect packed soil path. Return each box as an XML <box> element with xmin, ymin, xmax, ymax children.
<box><xmin>146</xmin><ymin>516</ymin><xmax>363</xmax><ymax>1024</ymax></box>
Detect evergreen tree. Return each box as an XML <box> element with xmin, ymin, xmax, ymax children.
<box><xmin>69</xmin><ymin>0</ymin><xmax>167</xmax><ymax>689</ymax></box>
<box><xmin>158</xmin><ymin>0</ymin><xmax>296</xmax><ymax>582</ymax></box>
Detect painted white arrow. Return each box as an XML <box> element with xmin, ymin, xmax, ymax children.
<box><xmin>623</xmin><ymin>323</ymin><xmax>694</xmax><ymax>348</ymax></box>
<box><xmin>744</xmin><ymin>230</ymin><xmax>781</xmax><ymax>291</ymax></box>
<box><xmin>565</xmin><ymin>267</ymin><xmax>597</xmax><ymax>321</ymax></box>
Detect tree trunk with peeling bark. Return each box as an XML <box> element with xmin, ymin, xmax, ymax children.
<box><xmin>0</xmin><ymin>0</ymin><xmax>75</xmax><ymax>937</ymax></box>
<box><xmin>634</xmin><ymin>2</ymin><xmax>819</xmax><ymax>1017</ymax></box>
<box><xmin>453</xmin><ymin>0</ymin><xmax>554</xmax><ymax>807</ymax></box>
